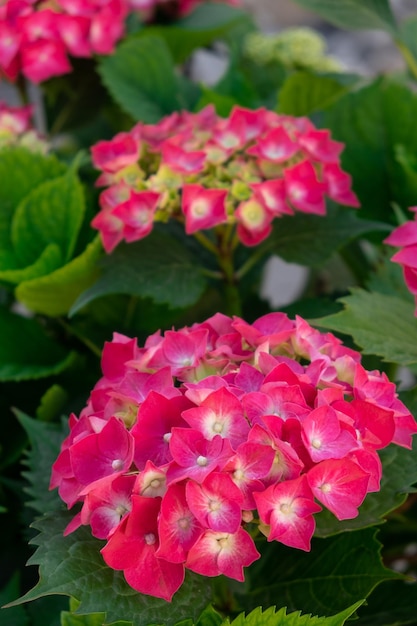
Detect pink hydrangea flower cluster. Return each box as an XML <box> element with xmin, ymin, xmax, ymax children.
<box><xmin>0</xmin><ymin>0</ymin><xmax>129</xmax><ymax>83</ymax></box>
<box><xmin>50</xmin><ymin>312</ymin><xmax>417</xmax><ymax>602</ymax></box>
<box><xmin>0</xmin><ymin>100</ymin><xmax>47</xmax><ymax>151</ymax></box>
<box><xmin>385</xmin><ymin>209</ymin><xmax>417</xmax><ymax>316</ymax></box>
<box><xmin>0</xmin><ymin>0</ymin><xmax>240</xmax><ymax>84</ymax></box>
<box><xmin>90</xmin><ymin>105</ymin><xmax>359</xmax><ymax>253</ymax></box>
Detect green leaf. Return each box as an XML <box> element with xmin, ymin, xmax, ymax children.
<box><xmin>98</xmin><ymin>35</ymin><xmax>184</xmax><ymax>122</ymax></box>
<box><xmin>141</xmin><ymin>5</ymin><xmax>251</xmax><ymax>64</ymax></box>
<box><xmin>0</xmin><ymin>244</ymin><xmax>63</xmax><ymax>285</ymax></box>
<box><xmin>313</xmin><ymin>289</ymin><xmax>417</xmax><ymax>365</ymax></box>
<box><xmin>263</xmin><ymin>206</ymin><xmax>389</xmax><ymax>267</ymax></box>
<box><xmin>16</xmin><ymin>411</ymin><xmax>68</xmax><ymax>514</ymax></box>
<box><xmin>0</xmin><ymin>307</ymin><xmax>77</xmax><ymax>381</ymax></box>
<box><xmin>61</xmin><ymin>597</ymin><xmax>128</xmax><ymax>626</ymax></box>
<box><xmin>315</xmin><ymin>439</ymin><xmax>417</xmax><ymax>536</ymax></box>
<box><xmin>70</xmin><ymin>231</ymin><xmax>207</xmax><ymax>315</ymax></box>
<box><xmin>356</xmin><ymin>579</ymin><xmax>417</xmax><ymax>625</ymax></box>
<box><xmin>240</xmin><ymin>529</ymin><xmax>400</xmax><ymax>617</ymax></box>
<box><xmin>11</xmin><ymin>171</ymin><xmax>85</xmax><ymax>267</ymax></box>
<box><xmin>0</xmin><ymin>148</ymin><xmax>65</xmax><ymax>270</ymax></box>
<box><xmin>222</xmin><ymin>601</ymin><xmax>364</xmax><ymax>626</ymax></box>
<box><xmin>15</xmin><ymin>236</ymin><xmax>102</xmax><ymax>316</ymax></box>
<box><xmin>10</xmin><ymin>511</ymin><xmax>212</xmax><ymax>626</ymax></box>
<box><xmin>291</xmin><ymin>0</ymin><xmax>398</xmax><ymax>34</ymax></box>
<box><xmin>277</xmin><ymin>72</ymin><xmax>349</xmax><ymax>116</ymax></box>
<box><xmin>322</xmin><ymin>78</ymin><xmax>417</xmax><ymax>221</ymax></box>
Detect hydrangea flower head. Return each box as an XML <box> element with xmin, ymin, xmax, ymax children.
<box><xmin>50</xmin><ymin>312</ymin><xmax>416</xmax><ymax>601</ymax></box>
<box><xmin>0</xmin><ymin>0</ymin><xmax>241</xmax><ymax>83</ymax></box>
<box><xmin>90</xmin><ymin>106</ymin><xmax>359</xmax><ymax>252</ymax></box>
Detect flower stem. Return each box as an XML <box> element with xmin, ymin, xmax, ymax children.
<box><xmin>58</xmin><ymin>319</ymin><xmax>102</xmax><ymax>358</ymax></box>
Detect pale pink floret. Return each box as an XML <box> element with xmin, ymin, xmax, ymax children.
<box><xmin>101</xmin><ymin>495</ymin><xmax>185</xmax><ymax>602</ymax></box>
<box><xmin>70</xmin><ymin>416</ymin><xmax>135</xmax><ymax>486</ymax></box>
<box><xmin>157</xmin><ymin>482</ymin><xmax>203</xmax><ymax>563</ymax></box>
<box><xmin>91</xmin><ymin>134</ymin><xmax>140</xmax><ymax>174</ymax></box>
<box><xmin>301</xmin><ymin>405</ymin><xmax>358</xmax><ymax>463</ymax></box>
<box><xmin>307</xmin><ymin>458</ymin><xmax>370</xmax><ymax>519</ymax></box>
<box><xmin>167</xmin><ymin>428</ymin><xmax>234</xmax><ymax>484</ymax></box>
<box><xmin>182</xmin><ymin>386</ymin><xmax>249</xmax><ymax>449</ymax></box>
<box><xmin>284</xmin><ymin>160</ymin><xmax>326</xmax><ymax>215</ymax></box>
<box><xmin>73</xmin><ymin>473</ymin><xmax>135</xmax><ymax>539</ymax></box>
<box><xmin>247</xmin><ymin>126</ymin><xmax>299</xmax><ymax>162</ymax></box>
<box><xmin>298</xmin><ymin>129</ymin><xmax>344</xmax><ymax>163</ymax></box>
<box><xmin>186</xmin><ymin>472</ymin><xmax>243</xmax><ymax>532</ymax></box>
<box><xmin>322</xmin><ymin>162</ymin><xmax>360</xmax><ymax>207</ymax></box>
<box><xmin>185</xmin><ymin>527</ymin><xmax>260</xmax><ymax>580</ymax></box>
<box><xmin>254</xmin><ymin>475</ymin><xmax>321</xmax><ymax>551</ymax></box>
<box><xmin>112</xmin><ymin>190</ymin><xmax>161</xmax><ymax>243</ymax></box>
<box><xmin>182</xmin><ymin>184</ymin><xmax>228</xmax><ymax>234</ymax></box>
<box><xmin>235</xmin><ymin>197</ymin><xmax>274</xmax><ymax>246</ymax></box>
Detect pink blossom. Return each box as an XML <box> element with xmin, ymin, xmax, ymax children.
<box><xmin>91</xmin><ymin>106</ymin><xmax>359</xmax><ymax>251</ymax></box>
<box><xmin>182</xmin><ymin>184</ymin><xmax>228</xmax><ymax>234</ymax></box>
<box><xmin>51</xmin><ymin>311</ymin><xmax>416</xmax><ymax>601</ymax></box>
<box><xmin>307</xmin><ymin>458</ymin><xmax>370</xmax><ymax>519</ymax></box>
<box><xmin>254</xmin><ymin>475</ymin><xmax>321</xmax><ymax>551</ymax></box>
<box><xmin>185</xmin><ymin>527</ymin><xmax>260</xmax><ymax>580</ymax></box>
<box><xmin>101</xmin><ymin>495</ymin><xmax>185</xmax><ymax>601</ymax></box>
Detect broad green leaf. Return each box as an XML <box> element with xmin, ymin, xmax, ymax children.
<box><xmin>16</xmin><ymin>411</ymin><xmax>68</xmax><ymax>514</ymax></box>
<box><xmin>61</xmin><ymin>598</ymin><xmax>128</xmax><ymax>626</ymax></box>
<box><xmin>10</xmin><ymin>511</ymin><xmax>212</xmax><ymax>626</ymax></box>
<box><xmin>99</xmin><ymin>35</ymin><xmax>183</xmax><ymax>122</ymax></box>
<box><xmin>141</xmin><ymin>5</ymin><xmax>251</xmax><ymax>64</ymax></box>
<box><xmin>70</xmin><ymin>232</ymin><xmax>207</xmax><ymax>315</ymax></box>
<box><xmin>277</xmin><ymin>72</ymin><xmax>349</xmax><ymax>116</ymax></box>
<box><xmin>322</xmin><ymin>79</ymin><xmax>417</xmax><ymax>221</ymax></box>
<box><xmin>366</xmin><ymin>253</ymin><xmax>415</xmax><ymax>301</ymax></box>
<box><xmin>315</xmin><ymin>439</ymin><xmax>417</xmax><ymax>536</ymax></box>
<box><xmin>262</xmin><ymin>206</ymin><xmax>389</xmax><ymax>267</ymax></box>
<box><xmin>356</xmin><ymin>579</ymin><xmax>417</xmax><ymax>625</ymax></box>
<box><xmin>240</xmin><ymin>529</ymin><xmax>400</xmax><ymax>617</ymax></box>
<box><xmin>0</xmin><ymin>572</ymin><xmax>29</xmax><ymax>626</ymax></box>
<box><xmin>0</xmin><ymin>243</ymin><xmax>62</xmax><ymax>285</ymax></box>
<box><xmin>15</xmin><ymin>236</ymin><xmax>102</xmax><ymax>316</ymax></box>
<box><xmin>11</xmin><ymin>171</ymin><xmax>85</xmax><ymax>267</ymax></box>
<box><xmin>0</xmin><ymin>148</ymin><xmax>65</xmax><ymax>268</ymax></box>
<box><xmin>292</xmin><ymin>0</ymin><xmax>398</xmax><ymax>34</ymax></box>
<box><xmin>222</xmin><ymin>601</ymin><xmax>364</xmax><ymax>626</ymax></box>
<box><xmin>0</xmin><ymin>307</ymin><xmax>77</xmax><ymax>381</ymax></box>
<box><xmin>313</xmin><ymin>289</ymin><xmax>417</xmax><ymax>365</ymax></box>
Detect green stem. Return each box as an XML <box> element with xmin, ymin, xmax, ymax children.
<box><xmin>395</xmin><ymin>38</ymin><xmax>417</xmax><ymax>82</ymax></box>
<box><xmin>236</xmin><ymin>246</ymin><xmax>268</xmax><ymax>281</ymax></box>
<box><xmin>192</xmin><ymin>231</ymin><xmax>221</xmax><ymax>257</ymax></box>
<box><xmin>58</xmin><ymin>319</ymin><xmax>102</xmax><ymax>358</ymax></box>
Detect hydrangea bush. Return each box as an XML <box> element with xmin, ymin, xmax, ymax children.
<box><xmin>1</xmin><ymin>1</ymin><xmax>417</xmax><ymax>626</ymax></box>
